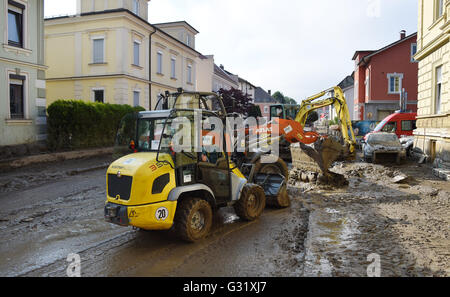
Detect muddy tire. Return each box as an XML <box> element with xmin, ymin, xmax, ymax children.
<box><xmin>253</xmin><ymin>156</ymin><xmax>289</xmax><ymax>180</ymax></box>
<box><xmin>267</xmin><ymin>183</ymin><xmax>291</xmax><ymax>208</ymax></box>
<box><xmin>174</xmin><ymin>198</ymin><xmax>213</xmax><ymax>242</ymax></box>
<box><xmin>234</xmin><ymin>184</ymin><xmax>266</xmax><ymax>221</ymax></box>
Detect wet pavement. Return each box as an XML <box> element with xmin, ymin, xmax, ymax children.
<box><xmin>0</xmin><ymin>156</ymin><xmax>308</xmax><ymax>277</ymax></box>
<box><xmin>0</xmin><ymin>155</ymin><xmax>448</xmax><ymax>277</ymax></box>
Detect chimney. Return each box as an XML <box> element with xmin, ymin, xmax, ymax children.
<box><xmin>268</xmin><ymin>90</ymin><xmax>271</xmax><ymax>95</ymax></box>
<box><xmin>400</xmin><ymin>30</ymin><xmax>406</xmax><ymax>40</ymax></box>
<box><xmin>220</xmin><ymin>64</ymin><xmax>224</xmax><ymax>70</ymax></box>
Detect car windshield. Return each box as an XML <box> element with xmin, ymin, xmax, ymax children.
<box><xmin>368</xmin><ymin>133</ymin><xmax>400</xmax><ymax>146</ymax></box>
<box><xmin>374</xmin><ymin>120</ymin><xmax>387</xmax><ymax>132</ymax></box>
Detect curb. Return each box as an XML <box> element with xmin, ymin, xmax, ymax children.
<box><xmin>0</xmin><ymin>147</ymin><xmax>114</xmax><ymax>172</ymax></box>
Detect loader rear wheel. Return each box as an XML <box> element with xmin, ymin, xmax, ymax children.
<box><xmin>234</xmin><ymin>184</ymin><xmax>266</xmax><ymax>221</ymax></box>
<box><xmin>174</xmin><ymin>198</ymin><xmax>213</xmax><ymax>242</ymax></box>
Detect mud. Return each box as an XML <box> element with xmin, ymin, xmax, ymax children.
<box><xmin>0</xmin><ymin>155</ymin><xmax>112</xmax><ymax>194</ymax></box>
<box><xmin>0</xmin><ymin>156</ymin><xmax>310</xmax><ymax>277</ymax></box>
<box><xmin>288</xmin><ymin>158</ymin><xmax>450</xmax><ymax>276</ymax></box>
<box><xmin>0</xmin><ymin>154</ymin><xmax>448</xmax><ymax>277</ymax></box>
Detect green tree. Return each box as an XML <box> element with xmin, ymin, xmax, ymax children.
<box><xmin>272</xmin><ymin>91</ymin><xmax>298</xmax><ymax>104</ymax></box>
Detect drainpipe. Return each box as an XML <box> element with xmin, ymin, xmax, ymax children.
<box><xmin>149</xmin><ymin>29</ymin><xmax>156</xmax><ymax>110</ymax></box>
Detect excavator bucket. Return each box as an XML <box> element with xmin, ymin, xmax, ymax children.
<box><xmin>291</xmin><ymin>137</ymin><xmax>350</xmax><ymax>186</ymax></box>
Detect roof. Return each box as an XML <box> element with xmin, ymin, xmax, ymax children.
<box><xmin>153</xmin><ymin>21</ymin><xmax>200</xmax><ymax>34</ymax></box>
<box><xmin>44</xmin><ymin>9</ymin><xmax>202</xmax><ymax>56</ymax></box>
<box><xmin>238</xmin><ymin>77</ymin><xmax>256</xmax><ymax>88</ymax></box>
<box><xmin>254</xmin><ymin>87</ymin><xmax>276</xmax><ymax>103</ymax></box>
<box><xmin>214</xmin><ymin>64</ymin><xmax>239</xmax><ymax>85</ymax></box>
<box><xmin>353</xmin><ymin>32</ymin><xmax>417</xmax><ymax>65</ymax></box>
<box><xmin>338</xmin><ymin>72</ymin><xmax>354</xmax><ymax>90</ymax></box>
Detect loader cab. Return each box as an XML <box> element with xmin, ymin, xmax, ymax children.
<box><xmin>149</xmin><ymin>108</ymin><xmax>234</xmax><ymax>207</ymax></box>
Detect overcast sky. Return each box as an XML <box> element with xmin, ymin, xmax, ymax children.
<box><xmin>45</xmin><ymin>0</ymin><xmax>418</xmax><ymax>102</ymax></box>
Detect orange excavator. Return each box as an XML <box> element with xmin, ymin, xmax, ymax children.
<box><xmin>243</xmin><ymin>86</ymin><xmax>356</xmax><ymax>184</ymax></box>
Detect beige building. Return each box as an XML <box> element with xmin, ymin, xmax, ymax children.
<box><xmin>0</xmin><ymin>0</ymin><xmax>47</xmax><ymax>150</ymax></box>
<box><xmin>45</xmin><ymin>0</ymin><xmax>201</xmax><ymax>110</ymax></box>
<box><xmin>414</xmin><ymin>0</ymin><xmax>450</xmax><ymax>168</ymax></box>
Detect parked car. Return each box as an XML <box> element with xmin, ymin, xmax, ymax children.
<box><xmin>362</xmin><ymin>132</ymin><xmax>406</xmax><ymax>164</ymax></box>
<box><xmin>352</xmin><ymin>120</ymin><xmax>378</xmax><ymax>147</ymax></box>
<box><xmin>369</xmin><ymin>112</ymin><xmax>417</xmax><ymax>139</ymax></box>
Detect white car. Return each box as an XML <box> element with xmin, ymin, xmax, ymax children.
<box><xmin>362</xmin><ymin>132</ymin><xmax>406</xmax><ymax>164</ymax></box>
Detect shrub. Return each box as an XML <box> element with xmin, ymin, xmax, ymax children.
<box><xmin>47</xmin><ymin>100</ymin><xmax>144</xmax><ymax>150</ymax></box>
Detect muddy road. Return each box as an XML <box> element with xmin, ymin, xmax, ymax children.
<box><xmin>0</xmin><ymin>156</ymin><xmax>308</xmax><ymax>277</ymax></box>
<box><xmin>0</xmin><ymin>155</ymin><xmax>448</xmax><ymax>277</ymax></box>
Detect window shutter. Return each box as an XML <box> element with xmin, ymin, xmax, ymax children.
<box><xmin>134</xmin><ymin>42</ymin><xmax>140</xmax><ymax>65</ymax></box>
<box><xmin>93</xmin><ymin>39</ymin><xmax>104</xmax><ymax>63</ymax></box>
<box><xmin>133</xmin><ymin>91</ymin><xmax>140</xmax><ymax>107</ymax></box>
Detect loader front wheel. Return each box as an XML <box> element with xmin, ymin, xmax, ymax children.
<box><xmin>234</xmin><ymin>184</ymin><xmax>266</xmax><ymax>221</ymax></box>
<box><xmin>174</xmin><ymin>198</ymin><xmax>213</xmax><ymax>242</ymax></box>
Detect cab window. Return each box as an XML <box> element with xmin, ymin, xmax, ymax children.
<box><xmin>401</xmin><ymin>120</ymin><xmax>416</xmax><ymax>131</ymax></box>
<box><xmin>270</xmin><ymin>106</ymin><xmax>283</xmax><ymax>119</ymax></box>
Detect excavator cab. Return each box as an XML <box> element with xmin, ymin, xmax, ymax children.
<box><xmin>270</xmin><ymin>104</ymin><xmax>300</xmax><ymax>121</ymax></box>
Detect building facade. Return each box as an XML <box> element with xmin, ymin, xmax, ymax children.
<box><xmin>0</xmin><ymin>0</ymin><xmax>47</xmax><ymax>148</ymax></box>
<box><xmin>45</xmin><ymin>0</ymin><xmax>200</xmax><ymax>110</ymax></box>
<box><xmin>353</xmin><ymin>31</ymin><xmax>418</xmax><ymax>121</ymax></box>
<box><xmin>254</xmin><ymin>87</ymin><xmax>277</xmax><ymax>118</ymax></box>
<box><xmin>238</xmin><ymin>77</ymin><xmax>255</xmax><ymax>101</ymax></box>
<box><xmin>414</xmin><ymin>0</ymin><xmax>450</xmax><ymax>165</ymax></box>
<box><xmin>152</xmin><ymin>21</ymin><xmax>200</xmax><ymax>108</ymax></box>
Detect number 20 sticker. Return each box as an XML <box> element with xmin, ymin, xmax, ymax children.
<box><xmin>155</xmin><ymin>207</ymin><xmax>169</xmax><ymax>221</ymax></box>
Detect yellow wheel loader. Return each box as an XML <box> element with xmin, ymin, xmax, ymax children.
<box><xmin>105</xmin><ymin>91</ymin><xmax>289</xmax><ymax>242</ymax></box>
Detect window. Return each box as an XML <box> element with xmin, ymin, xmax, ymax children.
<box><xmin>187</xmin><ymin>64</ymin><xmax>192</xmax><ymax>84</ymax></box>
<box><xmin>436</xmin><ymin>0</ymin><xmax>444</xmax><ymax>19</ymax></box>
<box><xmin>133</xmin><ymin>41</ymin><xmax>140</xmax><ymax>66</ymax></box>
<box><xmin>9</xmin><ymin>74</ymin><xmax>25</xmax><ymax>119</ymax></box>
<box><xmin>186</xmin><ymin>34</ymin><xmax>191</xmax><ymax>47</ymax></box>
<box><xmin>401</xmin><ymin>120</ymin><xmax>416</xmax><ymax>131</ymax></box>
<box><xmin>365</xmin><ymin>74</ymin><xmax>370</xmax><ymax>98</ymax></box>
<box><xmin>157</xmin><ymin>52</ymin><xmax>163</xmax><ymax>74</ymax></box>
<box><xmin>8</xmin><ymin>2</ymin><xmax>24</xmax><ymax>48</ymax></box>
<box><xmin>435</xmin><ymin>66</ymin><xmax>442</xmax><ymax>114</ymax></box>
<box><xmin>171</xmin><ymin>57</ymin><xmax>176</xmax><ymax>79</ymax></box>
<box><xmin>94</xmin><ymin>90</ymin><xmax>104</xmax><ymax>103</ymax></box>
<box><xmin>133</xmin><ymin>91</ymin><xmax>140</xmax><ymax>107</ymax></box>
<box><xmin>264</xmin><ymin>106</ymin><xmax>269</xmax><ymax>114</ymax></box>
<box><xmin>411</xmin><ymin>43</ymin><xmax>417</xmax><ymax>62</ymax></box>
<box><xmin>387</xmin><ymin>73</ymin><xmax>403</xmax><ymax>94</ymax></box>
<box><xmin>133</xmin><ymin>0</ymin><xmax>140</xmax><ymax>15</ymax></box>
<box><xmin>381</xmin><ymin>121</ymin><xmax>397</xmax><ymax>133</ymax></box>
<box><xmin>93</xmin><ymin>38</ymin><xmax>105</xmax><ymax>63</ymax></box>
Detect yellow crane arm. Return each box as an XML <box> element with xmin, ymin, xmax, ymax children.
<box><xmin>294</xmin><ymin>86</ymin><xmax>356</xmax><ymax>154</ymax></box>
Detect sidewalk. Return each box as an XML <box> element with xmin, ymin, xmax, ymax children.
<box><xmin>0</xmin><ymin>147</ymin><xmax>114</xmax><ymax>172</ymax></box>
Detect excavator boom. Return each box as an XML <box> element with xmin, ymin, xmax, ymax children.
<box><xmin>268</xmin><ymin>86</ymin><xmax>356</xmax><ymax>183</ymax></box>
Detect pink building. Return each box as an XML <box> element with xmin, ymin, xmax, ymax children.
<box><xmin>352</xmin><ymin>31</ymin><xmax>418</xmax><ymax>121</ymax></box>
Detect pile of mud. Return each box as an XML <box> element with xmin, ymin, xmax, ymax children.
<box><xmin>289</xmin><ymin>161</ymin><xmax>412</xmax><ymax>189</ymax></box>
